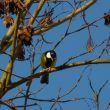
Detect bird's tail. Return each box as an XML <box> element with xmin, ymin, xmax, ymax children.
<box><xmin>40</xmin><ymin>74</ymin><xmax>49</xmax><ymax>84</ymax></box>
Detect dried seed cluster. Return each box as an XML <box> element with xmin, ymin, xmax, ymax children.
<box><xmin>104</xmin><ymin>13</ymin><xmax>110</xmax><ymax>26</ymax></box>
<box><xmin>0</xmin><ymin>0</ymin><xmax>25</xmax><ymax>27</ymax></box>
<box><xmin>17</xmin><ymin>25</ymin><xmax>33</xmax><ymax>46</ymax></box>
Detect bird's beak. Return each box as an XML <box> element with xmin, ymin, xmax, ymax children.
<box><xmin>51</xmin><ymin>57</ymin><xmax>53</xmax><ymax>61</ymax></box>
<box><xmin>51</xmin><ymin>57</ymin><xmax>56</xmax><ymax>61</ymax></box>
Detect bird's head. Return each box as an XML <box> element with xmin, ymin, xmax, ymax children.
<box><xmin>46</xmin><ymin>50</ymin><xmax>57</xmax><ymax>61</ymax></box>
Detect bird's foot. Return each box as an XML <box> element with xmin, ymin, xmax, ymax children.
<box><xmin>40</xmin><ymin>67</ymin><xmax>51</xmax><ymax>72</ymax></box>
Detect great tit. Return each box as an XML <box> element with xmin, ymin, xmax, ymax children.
<box><xmin>40</xmin><ymin>50</ymin><xmax>57</xmax><ymax>84</ymax></box>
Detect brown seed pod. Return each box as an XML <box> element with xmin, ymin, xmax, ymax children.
<box><xmin>15</xmin><ymin>40</ymin><xmax>25</xmax><ymax>60</ymax></box>
<box><xmin>40</xmin><ymin>12</ymin><xmax>53</xmax><ymax>28</ymax></box>
<box><xmin>104</xmin><ymin>13</ymin><xmax>110</xmax><ymax>26</ymax></box>
<box><xmin>17</xmin><ymin>25</ymin><xmax>33</xmax><ymax>46</ymax></box>
<box><xmin>3</xmin><ymin>15</ymin><xmax>14</xmax><ymax>28</ymax></box>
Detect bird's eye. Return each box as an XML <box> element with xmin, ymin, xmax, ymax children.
<box><xmin>51</xmin><ymin>52</ymin><xmax>56</xmax><ymax>58</ymax></box>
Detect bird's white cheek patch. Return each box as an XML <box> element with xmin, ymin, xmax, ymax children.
<box><xmin>46</xmin><ymin>52</ymin><xmax>51</xmax><ymax>58</ymax></box>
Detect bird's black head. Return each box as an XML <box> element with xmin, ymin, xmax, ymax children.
<box><xmin>45</xmin><ymin>50</ymin><xmax>57</xmax><ymax>60</ymax></box>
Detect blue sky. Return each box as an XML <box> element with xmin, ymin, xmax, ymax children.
<box><xmin>1</xmin><ymin>0</ymin><xmax>110</xmax><ymax>110</ymax></box>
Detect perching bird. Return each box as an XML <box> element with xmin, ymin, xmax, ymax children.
<box><xmin>40</xmin><ymin>50</ymin><xmax>57</xmax><ymax>84</ymax></box>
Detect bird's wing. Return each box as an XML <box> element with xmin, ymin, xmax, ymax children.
<box><xmin>51</xmin><ymin>58</ymin><xmax>57</xmax><ymax>68</ymax></box>
<box><xmin>41</xmin><ymin>53</ymin><xmax>47</xmax><ymax>69</ymax></box>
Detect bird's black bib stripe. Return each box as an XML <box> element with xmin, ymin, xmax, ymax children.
<box><xmin>45</xmin><ymin>58</ymin><xmax>53</xmax><ymax>68</ymax></box>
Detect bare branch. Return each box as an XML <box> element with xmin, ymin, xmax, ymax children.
<box><xmin>6</xmin><ymin>58</ymin><xmax>110</xmax><ymax>92</ymax></box>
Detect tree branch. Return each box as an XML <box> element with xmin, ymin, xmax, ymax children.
<box><xmin>6</xmin><ymin>58</ymin><xmax>110</xmax><ymax>92</ymax></box>
<box><xmin>28</xmin><ymin>0</ymin><xmax>46</xmax><ymax>25</ymax></box>
<box><xmin>0</xmin><ymin>13</ymin><xmax>20</xmax><ymax>98</ymax></box>
<box><xmin>33</xmin><ymin>0</ymin><xmax>96</xmax><ymax>35</ymax></box>
<box><xmin>0</xmin><ymin>0</ymin><xmax>33</xmax><ymax>53</ymax></box>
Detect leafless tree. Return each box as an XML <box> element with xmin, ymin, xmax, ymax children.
<box><xmin>0</xmin><ymin>0</ymin><xmax>110</xmax><ymax>110</ymax></box>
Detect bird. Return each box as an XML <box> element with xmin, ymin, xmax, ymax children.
<box><xmin>40</xmin><ymin>50</ymin><xmax>57</xmax><ymax>84</ymax></box>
